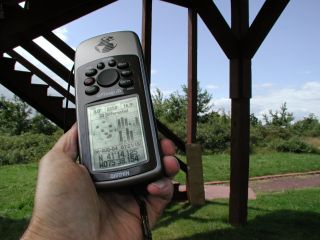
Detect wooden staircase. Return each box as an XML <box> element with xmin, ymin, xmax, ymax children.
<box><xmin>0</xmin><ymin>0</ymin><xmax>188</xmax><ymax>201</ymax></box>
<box><xmin>0</xmin><ymin>56</ymin><xmax>76</xmax><ymax>129</ymax></box>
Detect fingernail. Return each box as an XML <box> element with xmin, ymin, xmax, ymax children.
<box><xmin>152</xmin><ymin>179</ymin><xmax>166</xmax><ymax>190</ymax></box>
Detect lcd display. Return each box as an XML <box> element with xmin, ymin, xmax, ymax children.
<box><xmin>87</xmin><ymin>96</ymin><xmax>148</xmax><ymax>171</ymax></box>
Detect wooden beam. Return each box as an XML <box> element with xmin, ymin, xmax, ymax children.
<box><xmin>43</xmin><ymin>32</ymin><xmax>75</xmax><ymax>61</ymax></box>
<box><xmin>229</xmin><ymin>0</ymin><xmax>251</xmax><ymax>226</ymax></box>
<box><xmin>7</xmin><ymin>49</ymin><xmax>75</xmax><ymax>103</ymax></box>
<box><xmin>229</xmin><ymin>97</ymin><xmax>250</xmax><ymax>226</ymax></box>
<box><xmin>244</xmin><ymin>0</ymin><xmax>290</xmax><ymax>58</ymax></box>
<box><xmin>141</xmin><ymin>0</ymin><xmax>152</xmax><ymax>83</ymax></box>
<box><xmin>195</xmin><ymin>0</ymin><xmax>238</xmax><ymax>59</ymax></box>
<box><xmin>187</xmin><ymin>8</ymin><xmax>197</xmax><ymax>144</ymax></box>
<box><xmin>21</xmin><ymin>40</ymin><xmax>74</xmax><ymax>86</ymax></box>
<box><xmin>0</xmin><ymin>0</ymin><xmax>117</xmax><ymax>52</ymax></box>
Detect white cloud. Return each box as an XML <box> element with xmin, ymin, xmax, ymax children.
<box><xmin>53</xmin><ymin>26</ymin><xmax>69</xmax><ymax>42</ymax></box>
<box><xmin>150</xmin><ymin>86</ymin><xmax>174</xmax><ymax>98</ymax></box>
<box><xmin>151</xmin><ymin>69</ymin><xmax>158</xmax><ymax>75</ymax></box>
<box><xmin>206</xmin><ymin>84</ymin><xmax>219</xmax><ymax>90</ymax></box>
<box><xmin>260</xmin><ymin>82</ymin><xmax>273</xmax><ymax>88</ymax></box>
<box><xmin>212</xmin><ymin>81</ymin><xmax>320</xmax><ymax>120</ymax></box>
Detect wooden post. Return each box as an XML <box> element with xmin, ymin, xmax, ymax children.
<box><xmin>186</xmin><ymin>143</ymin><xmax>205</xmax><ymax>205</ymax></box>
<box><xmin>187</xmin><ymin>8</ymin><xmax>197</xmax><ymax>144</ymax></box>
<box><xmin>141</xmin><ymin>0</ymin><xmax>152</xmax><ymax>84</ymax></box>
<box><xmin>229</xmin><ymin>0</ymin><xmax>251</xmax><ymax>226</ymax></box>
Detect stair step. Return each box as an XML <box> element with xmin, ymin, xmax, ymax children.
<box><xmin>27</xmin><ymin>84</ymin><xmax>49</xmax><ymax>97</ymax></box>
<box><xmin>0</xmin><ymin>57</ymin><xmax>76</xmax><ymax>129</ymax></box>
<box><xmin>0</xmin><ymin>57</ymin><xmax>16</xmax><ymax>71</ymax></box>
<box><xmin>1</xmin><ymin>70</ymin><xmax>33</xmax><ymax>85</ymax></box>
<box><xmin>47</xmin><ymin>96</ymin><xmax>64</xmax><ymax>108</ymax></box>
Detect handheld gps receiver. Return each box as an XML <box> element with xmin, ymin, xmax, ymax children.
<box><xmin>74</xmin><ymin>31</ymin><xmax>162</xmax><ymax>188</ymax></box>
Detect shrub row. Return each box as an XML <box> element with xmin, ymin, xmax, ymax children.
<box><xmin>0</xmin><ymin>132</ymin><xmax>61</xmax><ymax>165</ymax></box>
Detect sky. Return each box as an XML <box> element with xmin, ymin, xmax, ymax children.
<box><xmin>2</xmin><ymin>0</ymin><xmax>320</xmax><ymax>121</ymax></box>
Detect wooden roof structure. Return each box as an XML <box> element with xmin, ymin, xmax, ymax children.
<box><xmin>0</xmin><ymin>0</ymin><xmax>290</xmax><ymax>225</ymax></box>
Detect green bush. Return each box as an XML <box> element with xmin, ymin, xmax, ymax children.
<box><xmin>0</xmin><ymin>132</ymin><xmax>60</xmax><ymax>165</ymax></box>
<box><xmin>197</xmin><ymin>121</ymin><xmax>230</xmax><ymax>153</ymax></box>
<box><xmin>292</xmin><ymin>114</ymin><xmax>320</xmax><ymax>137</ymax></box>
<box><xmin>269</xmin><ymin>137</ymin><xmax>318</xmax><ymax>154</ymax></box>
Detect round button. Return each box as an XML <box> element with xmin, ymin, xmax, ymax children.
<box><xmin>97</xmin><ymin>62</ymin><xmax>105</xmax><ymax>70</ymax></box>
<box><xmin>119</xmin><ymin>79</ymin><xmax>134</xmax><ymax>88</ymax></box>
<box><xmin>85</xmin><ymin>68</ymin><xmax>97</xmax><ymax>77</ymax></box>
<box><xmin>84</xmin><ymin>77</ymin><xmax>95</xmax><ymax>86</ymax></box>
<box><xmin>108</xmin><ymin>59</ymin><xmax>116</xmax><ymax>67</ymax></box>
<box><xmin>117</xmin><ymin>62</ymin><xmax>129</xmax><ymax>69</ymax></box>
<box><xmin>97</xmin><ymin>69</ymin><xmax>119</xmax><ymax>87</ymax></box>
<box><xmin>121</xmin><ymin>70</ymin><xmax>132</xmax><ymax>77</ymax></box>
<box><xmin>85</xmin><ymin>85</ymin><xmax>99</xmax><ymax>95</ymax></box>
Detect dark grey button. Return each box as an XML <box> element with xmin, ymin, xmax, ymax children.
<box><xmin>108</xmin><ymin>59</ymin><xmax>116</xmax><ymax>67</ymax></box>
<box><xmin>97</xmin><ymin>69</ymin><xmax>119</xmax><ymax>87</ymax></box>
<box><xmin>121</xmin><ymin>70</ymin><xmax>132</xmax><ymax>77</ymax></box>
<box><xmin>84</xmin><ymin>77</ymin><xmax>95</xmax><ymax>86</ymax></box>
<box><xmin>85</xmin><ymin>85</ymin><xmax>99</xmax><ymax>95</ymax></box>
<box><xmin>85</xmin><ymin>68</ymin><xmax>97</xmax><ymax>77</ymax></box>
<box><xmin>117</xmin><ymin>62</ymin><xmax>129</xmax><ymax>69</ymax></box>
<box><xmin>119</xmin><ymin>79</ymin><xmax>133</xmax><ymax>88</ymax></box>
<box><xmin>97</xmin><ymin>62</ymin><xmax>105</xmax><ymax>70</ymax></box>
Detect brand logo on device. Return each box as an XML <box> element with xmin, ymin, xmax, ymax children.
<box><xmin>95</xmin><ymin>35</ymin><xmax>117</xmax><ymax>53</ymax></box>
<box><xmin>110</xmin><ymin>170</ymin><xmax>130</xmax><ymax>179</ymax></box>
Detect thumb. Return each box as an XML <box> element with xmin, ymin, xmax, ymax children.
<box><xmin>52</xmin><ymin>123</ymin><xmax>79</xmax><ymax>160</ymax></box>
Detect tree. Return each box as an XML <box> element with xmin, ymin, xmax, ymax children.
<box><xmin>30</xmin><ymin>113</ymin><xmax>58</xmax><ymax>135</ymax></box>
<box><xmin>250</xmin><ymin>113</ymin><xmax>261</xmax><ymax>127</ymax></box>
<box><xmin>292</xmin><ymin>113</ymin><xmax>320</xmax><ymax>137</ymax></box>
<box><xmin>152</xmin><ymin>82</ymin><xmax>214</xmax><ymax>123</ymax></box>
<box><xmin>0</xmin><ymin>96</ymin><xmax>32</xmax><ymax>135</ymax></box>
<box><xmin>263</xmin><ymin>102</ymin><xmax>294</xmax><ymax>127</ymax></box>
<box><xmin>181</xmin><ymin>84</ymin><xmax>213</xmax><ymax>120</ymax></box>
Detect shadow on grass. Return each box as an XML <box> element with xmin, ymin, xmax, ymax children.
<box><xmin>0</xmin><ymin>217</ymin><xmax>29</xmax><ymax>240</ymax></box>
<box><xmin>157</xmin><ymin>204</ymin><xmax>320</xmax><ymax>240</ymax></box>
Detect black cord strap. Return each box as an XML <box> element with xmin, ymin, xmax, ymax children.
<box><xmin>133</xmin><ymin>192</ymin><xmax>152</xmax><ymax>240</ymax></box>
<box><xmin>64</xmin><ymin>64</ymin><xmax>74</xmax><ymax>133</ymax></box>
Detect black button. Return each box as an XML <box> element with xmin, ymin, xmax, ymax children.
<box><xmin>84</xmin><ymin>77</ymin><xmax>95</xmax><ymax>86</ymax></box>
<box><xmin>108</xmin><ymin>59</ymin><xmax>116</xmax><ymax>67</ymax></box>
<box><xmin>97</xmin><ymin>69</ymin><xmax>119</xmax><ymax>87</ymax></box>
<box><xmin>85</xmin><ymin>85</ymin><xmax>99</xmax><ymax>95</ymax></box>
<box><xmin>117</xmin><ymin>62</ymin><xmax>129</xmax><ymax>69</ymax></box>
<box><xmin>97</xmin><ymin>62</ymin><xmax>105</xmax><ymax>70</ymax></box>
<box><xmin>119</xmin><ymin>79</ymin><xmax>134</xmax><ymax>88</ymax></box>
<box><xmin>85</xmin><ymin>68</ymin><xmax>97</xmax><ymax>77</ymax></box>
<box><xmin>121</xmin><ymin>70</ymin><xmax>132</xmax><ymax>77</ymax></box>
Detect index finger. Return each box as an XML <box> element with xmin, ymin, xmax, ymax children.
<box><xmin>160</xmin><ymin>139</ymin><xmax>176</xmax><ymax>156</ymax></box>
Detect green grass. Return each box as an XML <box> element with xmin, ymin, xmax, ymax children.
<box><xmin>175</xmin><ymin>152</ymin><xmax>320</xmax><ymax>183</ymax></box>
<box><xmin>0</xmin><ymin>163</ymin><xmax>37</xmax><ymax>239</ymax></box>
<box><xmin>153</xmin><ymin>188</ymin><xmax>320</xmax><ymax>240</ymax></box>
<box><xmin>1</xmin><ymin>152</ymin><xmax>320</xmax><ymax>239</ymax></box>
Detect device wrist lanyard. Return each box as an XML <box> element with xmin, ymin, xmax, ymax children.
<box><xmin>133</xmin><ymin>192</ymin><xmax>152</xmax><ymax>240</ymax></box>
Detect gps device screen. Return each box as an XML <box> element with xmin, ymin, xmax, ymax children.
<box><xmin>87</xmin><ymin>95</ymin><xmax>148</xmax><ymax>171</ymax></box>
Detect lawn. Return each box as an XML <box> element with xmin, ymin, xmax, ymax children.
<box><xmin>0</xmin><ymin>163</ymin><xmax>37</xmax><ymax>239</ymax></box>
<box><xmin>1</xmin><ymin>152</ymin><xmax>320</xmax><ymax>239</ymax></box>
<box><xmin>175</xmin><ymin>152</ymin><xmax>320</xmax><ymax>183</ymax></box>
<box><xmin>153</xmin><ymin>188</ymin><xmax>320</xmax><ymax>240</ymax></box>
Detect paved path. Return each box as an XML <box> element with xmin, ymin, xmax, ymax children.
<box><xmin>195</xmin><ymin>172</ymin><xmax>320</xmax><ymax>200</ymax></box>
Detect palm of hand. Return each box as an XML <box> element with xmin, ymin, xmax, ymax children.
<box><xmin>23</xmin><ymin>125</ymin><xmax>177</xmax><ymax>240</ymax></box>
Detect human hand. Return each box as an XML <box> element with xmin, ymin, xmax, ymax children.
<box><xmin>22</xmin><ymin>124</ymin><xmax>179</xmax><ymax>240</ymax></box>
